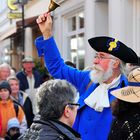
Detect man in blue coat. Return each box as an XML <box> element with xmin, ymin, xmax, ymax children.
<box><xmin>34</xmin><ymin>13</ymin><xmax>138</xmax><ymax>140</ymax></box>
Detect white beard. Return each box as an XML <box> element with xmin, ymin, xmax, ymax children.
<box><xmin>90</xmin><ymin>61</ymin><xmax>114</xmax><ymax>83</ymax></box>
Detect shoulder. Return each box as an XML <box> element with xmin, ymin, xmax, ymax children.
<box><xmin>19</xmin><ymin>122</ymin><xmax>64</xmax><ymax>140</ymax></box>
<box><xmin>33</xmin><ymin>70</ymin><xmax>41</xmax><ymax>76</ymax></box>
<box><xmin>16</xmin><ymin>71</ymin><xmax>26</xmax><ymax>77</ymax></box>
<box><xmin>13</xmin><ymin>101</ymin><xmax>24</xmax><ymax>114</ymax></box>
<box><xmin>20</xmin><ymin>91</ymin><xmax>28</xmax><ymax>98</ymax></box>
<box><xmin>120</xmin><ymin>74</ymin><xmax>128</xmax><ymax>84</ymax></box>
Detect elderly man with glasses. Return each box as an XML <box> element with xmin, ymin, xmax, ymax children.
<box><xmin>34</xmin><ymin>13</ymin><xmax>138</xmax><ymax>140</ymax></box>
<box><xmin>18</xmin><ymin>79</ymin><xmax>81</xmax><ymax>140</ymax></box>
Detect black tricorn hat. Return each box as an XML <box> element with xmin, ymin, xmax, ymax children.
<box><xmin>88</xmin><ymin>36</ymin><xmax>138</xmax><ymax>63</ymax></box>
<box><xmin>132</xmin><ymin>57</ymin><xmax>140</xmax><ymax>66</ymax></box>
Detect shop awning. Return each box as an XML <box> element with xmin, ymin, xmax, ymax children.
<box><xmin>16</xmin><ymin>16</ymin><xmax>38</xmax><ymax>28</ymax></box>
<box><xmin>0</xmin><ymin>25</ymin><xmax>17</xmax><ymax>41</ymax></box>
<box><xmin>0</xmin><ymin>16</ymin><xmax>38</xmax><ymax>41</ymax></box>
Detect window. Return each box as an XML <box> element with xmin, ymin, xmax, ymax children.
<box><xmin>0</xmin><ymin>0</ymin><xmax>7</xmax><ymax>13</ymax></box>
<box><xmin>66</xmin><ymin>11</ymin><xmax>85</xmax><ymax>69</ymax></box>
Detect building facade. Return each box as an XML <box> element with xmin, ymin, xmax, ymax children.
<box><xmin>0</xmin><ymin>0</ymin><xmax>140</xmax><ymax>70</ymax></box>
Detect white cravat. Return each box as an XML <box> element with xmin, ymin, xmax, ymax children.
<box><xmin>84</xmin><ymin>75</ymin><xmax>121</xmax><ymax>112</ymax></box>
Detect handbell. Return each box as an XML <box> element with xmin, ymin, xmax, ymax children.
<box><xmin>48</xmin><ymin>0</ymin><xmax>60</xmax><ymax>13</ymax></box>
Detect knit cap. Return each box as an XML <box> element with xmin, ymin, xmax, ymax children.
<box><xmin>0</xmin><ymin>80</ymin><xmax>11</xmax><ymax>94</ymax></box>
<box><xmin>7</xmin><ymin>118</ymin><xmax>20</xmax><ymax>131</ymax></box>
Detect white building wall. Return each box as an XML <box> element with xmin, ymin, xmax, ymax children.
<box><xmin>132</xmin><ymin>0</ymin><xmax>140</xmax><ymax>54</ymax></box>
<box><xmin>25</xmin><ymin>27</ymin><xmax>33</xmax><ymax>56</ymax></box>
<box><xmin>109</xmin><ymin>0</ymin><xmax>124</xmax><ymax>39</ymax></box>
<box><xmin>54</xmin><ymin>0</ymin><xmax>85</xmax><ymax>60</ymax></box>
<box><xmin>84</xmin><ymin>0</ymin><xmax>96</xmax><ymax>67</ymax></box>
<box><xmin>25</xmin><ymin>0</ymin><xmax>50</xmax><ymax>18</ymax></box>
<box><xmin>95</xmin><ymin>1</ymin><xmax>108</xmax><ymax>36</ymax></box>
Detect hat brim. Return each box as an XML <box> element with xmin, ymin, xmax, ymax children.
<box><xmin>111</xmin><ymin>86</ymin><xmax>140</xmax><ymax>103</ymax></box>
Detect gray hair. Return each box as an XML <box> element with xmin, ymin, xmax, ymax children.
<box><xmin>110</xmin><ymin>54</ymin><xmax>126</xmax><ymax>75</ymax></box>
<box><xmin>0</xmin><ymin>63</ymin><xmax>11</xmax><ymax>70</ymax></box>
<box><xmin>119</xmin><ymin>60</ymin><xmax>126</xmax><ymax>75</ymax></box>
<box><xmin>7</xmin><ymin>76</ymin><xmax>19</xmax><ymax>83</ymax></box>
<box><xmin>36</xmin><ymin>79</ymin><xmax>77</xmax><ymax>121</ymax></box>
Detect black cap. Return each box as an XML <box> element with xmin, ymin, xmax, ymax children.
<box><xmin>0</xmin><ymin>81</ymin><xmax>11</xmax><ymax>94</ymax></box>
<box><xmin>88</xmin><ymin>36</ymin><xmax>138</xmax><ymax>63</ymax></box>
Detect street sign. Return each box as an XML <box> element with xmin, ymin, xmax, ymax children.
<box><xmin>7</xmin><ymin>0</ymin><xmax>18</xmax><ymax>10</ymax></box>
<box><xmin>7</xmin><ymin>12</ymin><xmax>22</xmax><ymax>19</ymax></box>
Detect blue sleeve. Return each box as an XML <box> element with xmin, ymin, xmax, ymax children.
<box><xmin>35</xmin><ymin>36</ymin><xmax>89</xmax><ymax>91</ymax></box>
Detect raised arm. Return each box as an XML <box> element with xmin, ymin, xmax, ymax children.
<box><xmin>36</xmin><ymin>13</ymin><xmax>52</xmax><ymax>39</ymax></box>
<box><xmin>35</xmin><ymin>13</ymin><xmax>90</xmax><ymax>94</ymax></box>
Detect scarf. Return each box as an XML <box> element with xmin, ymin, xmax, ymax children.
<box><xmin>84</xmin><ymin>75</ymin><xmax>121</xmax><ymax>112</ymax></box>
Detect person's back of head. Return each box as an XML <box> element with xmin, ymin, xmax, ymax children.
<box><xmin>10</xmin><ymin>67</ymin><xmax>17</xmax><ymax>77</ymax></box>
<box><xmin>36</xmin><ymin>79</ymin><xmax>78</xmax><ymax>126</ymax></box>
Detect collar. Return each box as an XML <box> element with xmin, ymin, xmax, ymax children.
<box><xmin>34</xmin><ymin>119</ymin><xmax>81</xmax><ymax>139</ymax></box>
<box><xmin>84</xmin><ymin>75</ymin><xmax>121</xmax><ymax>112</ymax></box>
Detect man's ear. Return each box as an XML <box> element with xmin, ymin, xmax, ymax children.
<box><xmin>113</xmin><ymin>59</ymin><xmax>120</xmax><ymax>68</ymax></box>
<box><xmin>63</xmin><ymin>105</ymin><xmax>71</xmax><ymax>118</ymax></box>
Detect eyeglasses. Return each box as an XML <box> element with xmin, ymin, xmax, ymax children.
<box><xmin>68</xmin><ymin>103</ymin><xmax>80</xmax><ymax>107</ymax></box>
<box><xmin>94</xmin><ymin>55</ymin><xmax>116</xmax><ymax>61</ymax></box>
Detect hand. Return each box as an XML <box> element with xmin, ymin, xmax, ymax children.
<box><xmin>36</xmin><ymin>13</ymin><xmax>52</xmax><ymax>39</ymax></box>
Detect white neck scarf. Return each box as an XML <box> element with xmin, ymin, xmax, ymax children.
<box><xmin>84</xmin><ymin>75</ymin><xmax>121</xmax><ymax>112</ymax></box>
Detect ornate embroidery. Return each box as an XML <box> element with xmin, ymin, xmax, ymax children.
<box><xmin>108</xmin><ymin>39</ymin><xmax>118</xmax><ymax>52</ymax></box>
<box><xmin>122</xmin><ymin>120</ymin><xmax>140</xmax><ymax>140</ymax></box>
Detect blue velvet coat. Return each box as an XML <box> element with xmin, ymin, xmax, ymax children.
<box><xmin>35</xmin><ymin>36</ymin><xmax>128</xmax><ymax>140</ymax></box>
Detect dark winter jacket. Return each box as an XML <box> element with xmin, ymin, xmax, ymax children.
<box><xmin>11</xmin><ymin>91</ymin><xmax>34</xmax><ymax>127</ymax></box>
<box><xmin>18</xmin><ymin>119</ymin><xmax>81</xmax><ymax>140</ymax></box>
<box><xmin>16</xmin><ymin>70</ymin><xmax>42</xmax><ymax>91</ymax></box>
<box><xmin>5</xmin><ymin>132</ymin><xmax>20</xmax><ymax>140</ymax></box>
<box><xmin>108</xmin><ymin>109</ymin><xmax>140</xmax><ymax>140</ymax></box>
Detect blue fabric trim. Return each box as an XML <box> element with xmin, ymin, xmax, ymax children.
<box><xmin>128</xmin><ymin>82</ymin><xmax>140</xmax><ymax>86</ymax></box>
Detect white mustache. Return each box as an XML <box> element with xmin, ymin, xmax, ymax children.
<box><xmin>93</xmin><ymin>65</ymin><xmax>103</xmax><ymax>72</ymax></box>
